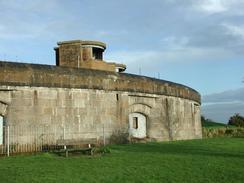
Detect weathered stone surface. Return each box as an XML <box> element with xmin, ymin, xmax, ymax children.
<box><xmin>0</xmin><ymin>61</ymin><xmax>200</xmax><ymax>103</ymax></box>
<box><xmin>0</xmin><ymin>58</ymin><xmax>202</xmax><ymax>145</ymax></box>
<box><xmin>0</xmin><ymin>85</ymin><xmax>201</xmax><ymax>144</ymax></box>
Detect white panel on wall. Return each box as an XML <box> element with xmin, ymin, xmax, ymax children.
<box><xmin>129</xmin><ymin>113</ymin><xmax>147</xmax><ymax>138</ymax></box>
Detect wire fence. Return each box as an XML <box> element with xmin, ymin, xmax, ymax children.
<box><xmin>0</xmin><ymin>124</ymin><xmax>111</xmax><ymax>156</ymax></box>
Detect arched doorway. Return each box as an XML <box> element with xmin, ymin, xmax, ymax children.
<box><xmin>129</xmin><ymin>113</ymin><xmax>147</xmax><ymax>138</ymax></box>
<box><xmin>0</xmin><ymin>116</ymin><xmax>3</xmax><ymax>145</ymax></box>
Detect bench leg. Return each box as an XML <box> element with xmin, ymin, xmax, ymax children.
<box><xmin>90</xmin><ymin>148</ymin><xmax>94</xmax><ymax>156</ymax></box>
<box><xmin>65</xmin><ymin>150</ymin><xmax>68</xmax><ymax>158</ymax></box>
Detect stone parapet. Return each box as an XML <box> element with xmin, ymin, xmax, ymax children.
<box><xmin>0</xmin><ymin>61</ymin><xmax>201</xmax><ymax>103</ymax></box>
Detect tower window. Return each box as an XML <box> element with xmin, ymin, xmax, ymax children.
<box><xmin>92</xmin><ymin>47</ymin><xmax>103</xmax><ymax>60</ymax></box>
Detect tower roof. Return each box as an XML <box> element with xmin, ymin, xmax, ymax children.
<box><xmin>57</xmin><ymin>40</ymin><xmax>106</xmax><ymax>50</ymax></box>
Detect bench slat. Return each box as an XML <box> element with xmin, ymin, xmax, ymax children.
<box><xmin>52</xmin><ymin>147</ymin><xmax>94</xmax><ymax>157</ymax></box>
<box><xmin>56</xmin><ymin>138</ymin><xmax>97</xmax><ymax>145</ymax></box>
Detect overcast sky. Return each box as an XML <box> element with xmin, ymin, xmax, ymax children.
<box><xmin>0</xmin><ymin>0</ymin><xmax>244</xmax><ymax>122</ymax></box>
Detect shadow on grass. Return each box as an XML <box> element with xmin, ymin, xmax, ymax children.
<box><xmin>110</xmin><ymin>139</ymin><xmax>244</xmax><ymax>159</ymax></box>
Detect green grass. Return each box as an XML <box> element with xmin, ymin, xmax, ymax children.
<box><xmin>202</xmin><ymin>120</ymin><xmax>235</xmax><ymax>128</ymax></box>
<box><xmin>0</xmin><ymin>137</ymin><xmax>244</xmax><ymax>183</ymax></box>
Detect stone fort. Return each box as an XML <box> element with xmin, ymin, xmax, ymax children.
<box><xmin>0</xmin><ymin>40</ymin><xmax>202</xmax><ymax>147</ymax></box>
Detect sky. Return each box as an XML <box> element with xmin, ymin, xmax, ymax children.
<box><xmin>0</xmin><ymin>0</ymin><xmax>244</xmax><ymax>123</ymax></box>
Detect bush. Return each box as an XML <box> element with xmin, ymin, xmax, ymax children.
<box><xmin>202</xmin><ymin>127</ymin><xmax>244</xmax><ymax>138</ymax></box>
<box><xmin>225</xmin><ymin>128</ymin><xmax>234</xmax><ymax>135</ymax></box>
<box><xmin>109</xmin><ymin>130</ymin><xmax>129</xmax><ymax>144</ymax></box>
<box><xmin>235</xmin><ymin>128</ymin><xmax>244</xmax><ymax>138</ymax></box>
<box><xmin>92</xmin><ymin>146</ymin><xmax>111</xmax><ymax>155</ymax></box>
<box><xmin>228</xmin><ymin>113</ymin><xmax>244</xmax><ymax>127</ymax></box>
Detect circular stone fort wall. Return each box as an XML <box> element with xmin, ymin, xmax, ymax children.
<box><xmin>0</xmin><ymin>61</ymin><xmax>201</xmax><ymax>145</ymax></box>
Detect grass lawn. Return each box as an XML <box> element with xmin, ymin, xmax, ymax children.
<box><xmin>0</xmin><ymin>137</ymin><xmax>244</xmax><ymax>183</ymax></box>
<box><xmin>202</xmin><ymin>121</ymin><xmax>227</xmax><ymax>128</ymax></box>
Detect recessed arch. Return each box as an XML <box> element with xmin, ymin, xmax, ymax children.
<box><xmin>128</xmin><ymin>103</ymin><xmax>151</xmax><ymax>116</ymax></box>
<box><xmin>128</xmin><ymin>103</ymin><xmax>152</xmax><ymax>139</ymax></box>
<box><xmin>129</xmin><ymin>112</ymin><xmax>147</xmax><ymax>138</ymax></box>
<box><xmin>0</xmin><ymin>101</ymin><xmax>8</xmax><ymax>116</ymax></box>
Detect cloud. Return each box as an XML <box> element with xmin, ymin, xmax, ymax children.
<box><xmin>202</xmin><ymin>87</ymin><xmax>244</xmax><ymax>104</ymax></box>
<box><xmin>195</xmin><ymin>0</ymin><xmax>227</xmax><ymax>14</ymax></box>
<box><xmin>192</xmin><ymin>0</ymin><xmax>244</xmax><ymax>15</ymax></box>
<box><xmin>202</xmin><ymin>88</ymin><xmax>244</xmax><ymax>123</ymax></box>
<box><xmin>202</xmin><ymin>102</ymin><xmax>244</xmax><ymax>123</ymax></box>
<box><xmin>1</xmin><ymin>0</ymin><xmax>244</xmax><ymax>52</ymax></box>
<box><xmin>106</xmin><ymin>45</ymin><xmax>236</xmax><ymax>67</ymax></box>
<box><xmin>0</xmin><ymin>0</ymin><xmax>244</xmax><ymax>96</ymax></box>
<box><xmin>222</xmin><ymin>23</ymin><xmax>244</xmax><ymax>39</ymax></box>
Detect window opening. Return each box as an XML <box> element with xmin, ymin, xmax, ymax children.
<box><xmin>133</xmin><ymin>117</ymin><xmax>138</xmax><ymax>129</ymax></box>
<box><xmin>92</xmin><ymin>47</ymin><xmax>103</xmax><ymax>60</ymax></box>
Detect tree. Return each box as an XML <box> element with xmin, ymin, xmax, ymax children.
<box><xmin>201</xmin><ymin>115</ymin><xmax>213</xmax><ymax>123</ymax></box>
<box><xmin>228</xmin><ymin>113</ymin><xmax>244</xmax><ymax>127</ymax></box>
<box><xmin>201</xmin><ymin>115</ymin><xmax>206</xmax><ymax>123</ymax></box>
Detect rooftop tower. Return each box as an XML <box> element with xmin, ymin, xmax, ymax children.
<box><xmin>54</xmin><ymin>40</ymin><xmax>126</xmax><ymax>72</ymax></box>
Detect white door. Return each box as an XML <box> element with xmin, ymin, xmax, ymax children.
<box><xmin>0</xmin><ymin>116</ymin><xmax>3</xmax><ymax>145</ymax></box>
<box><xmin>129</xmin><ymin>113</ymin><xmax>146</xmax><ymax>138</ymax></box>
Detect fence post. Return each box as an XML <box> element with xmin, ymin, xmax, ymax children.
<box><xmin>7</xmin><ymin>126</ymin><xmax>10</xmax><ymax>157</ymax></box>
<box><xmin>103</xmin><ymin>124</ymin><xmax>105</xmax><ymax>146</ymax></box>
<box><xmin>63</xmin><ymin>126</ymin><xmax>66</xmax><ymax>150</ymax></box>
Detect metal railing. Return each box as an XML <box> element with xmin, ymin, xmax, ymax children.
<box><xmin>0</xmin><ymin>124</ymin><xmax>111</xmax><ymax>156</ymax></box>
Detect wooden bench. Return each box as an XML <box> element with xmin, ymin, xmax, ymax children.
<box><xmin>54</xmin><ymin>138</ymin><xmax>97</xmax><ymax>157</ymax></box>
